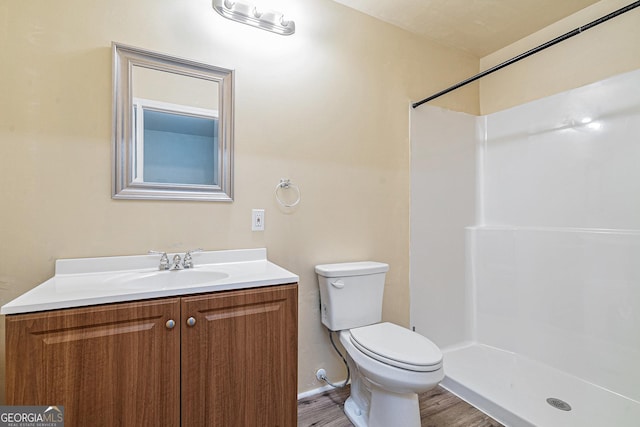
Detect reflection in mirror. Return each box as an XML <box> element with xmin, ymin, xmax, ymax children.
<box><xmin>134</xmin><ymin>102</ymin><xmax>219</xmax><ymax>185</ymax></box>
<box><xmin>113</xmin><ymin>43</ymin><xmax>234</xmax><ymax>201</ymax></box>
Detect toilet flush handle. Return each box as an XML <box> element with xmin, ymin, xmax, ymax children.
<box><xmin>331</xmin><ymin>280</ymin><xmax>345</xmax><ymax>289</ymax></box>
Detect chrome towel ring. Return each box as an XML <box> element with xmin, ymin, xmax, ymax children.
<box><xmin>275</xmin><ymin>178</ymin><xmax>301</xmax><ymax>208</ymax></box>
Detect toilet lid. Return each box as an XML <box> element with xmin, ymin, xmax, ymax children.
<box><xmin>349</xmin><ymin>322</ymin><xmax>443</xmax><ymax>372</ymax></box>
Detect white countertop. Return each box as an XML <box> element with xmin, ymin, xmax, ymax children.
<box><xmin>1</xmin><ymin>248</ymin><xmax>298</xmax><ymax>315</ymax></box>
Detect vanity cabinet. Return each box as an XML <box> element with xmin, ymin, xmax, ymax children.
<box><xmin>5</xmin><ymin>283</ymin><xmax>298</xmax><ymax>427</ymax></box>
<box><xmin>181</xmin><ymin>284</ymin><xmax>298</xmax><ymax>426</ymax></box>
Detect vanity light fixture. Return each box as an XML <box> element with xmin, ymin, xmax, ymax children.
<box><xmin>212</xmin><ymin>0</ymin><xmax>295</xmax><ymax>35</ymax></box>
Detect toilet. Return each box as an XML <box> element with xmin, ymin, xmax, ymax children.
<box><xmin>315</xmin><ymin>261</ymin><xmax>444</xmax><ymax>427</ymax></box>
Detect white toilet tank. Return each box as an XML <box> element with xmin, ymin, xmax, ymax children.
<box><xmin>315</xmin><ymin>261</ymin><xmax>389</xmax><ymax>331</ymax></box>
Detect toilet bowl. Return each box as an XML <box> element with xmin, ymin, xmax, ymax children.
<box><xmin>315</xmin><ymin>262</ymin><xmax>444</xmax><ymax>427</ymax></box>
<box><xmin>339</xmin><ymin>323</ymin><xmax>444</xmax><ymax>427</ymax></box>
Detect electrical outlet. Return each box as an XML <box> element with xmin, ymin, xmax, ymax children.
<box><xmin>252</xmin><ymin>209</ymin><xmax>265</xmax><ymax>231</ymax></box>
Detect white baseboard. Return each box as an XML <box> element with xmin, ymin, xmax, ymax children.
<box><xmin>297</xmin><ymin>383</ymin><xmax>343</xmax><ymax>400</ymax></box>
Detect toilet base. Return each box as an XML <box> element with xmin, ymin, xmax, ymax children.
<box><xmin>344</xmin><ymin>386</ymin><xmax>421</xmax><ymax>427</ymax></box>
<box><xmin>344</xmin><ymin>396</ymin><xmax>368</xmax><ymax>427</ymax></box>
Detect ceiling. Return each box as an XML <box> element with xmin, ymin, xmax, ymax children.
<box><xmin>332</xmin><ymin>0</ymin><xmax>600</xmax><ymax>57</ymax></box>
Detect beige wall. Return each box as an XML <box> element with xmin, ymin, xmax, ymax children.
<box><xmin>0</xmin><ymin>0</ymin><xmax>478</xmax><ymax>401</ymax></box>
<box><xmin>480</xmin><ymin>0</ymin><xmax>640</xmax><ymax>114</ymax></box>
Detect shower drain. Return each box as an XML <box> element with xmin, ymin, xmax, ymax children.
<box><xmin>546</xmin><ymin>397</ymin><xmax>572</xmax><ymax>411</ymax></box>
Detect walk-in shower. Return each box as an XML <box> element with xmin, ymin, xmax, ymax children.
<box><xmin>410</xmin><ymin>69</ymin><xmax>640</xmax><ymax>426</ymax></box>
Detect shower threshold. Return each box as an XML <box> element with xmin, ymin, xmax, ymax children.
<box><xmin>440</xmin><ymin>343</ymin><xmax>640</xmax><ymax>427</ymax></box>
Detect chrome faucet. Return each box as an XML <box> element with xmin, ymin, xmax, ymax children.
<box><xmin>182</xmin><ymin>249</ymin><xmax>203</xmax><ymax>269</ymax></box>
<box><xmin>170</xmin><ymin>254</ymin><xmax>184</xmax><ymax>270</ymax></box>
<box><xmin>149</xmin><ymin>249</ymin><xmax>203</xmax><ymax>270</ymax></box>
<box><xmin>148</xmin><ymin>250</ymin><xmax>170</xmax><ymax>270</ymax></box>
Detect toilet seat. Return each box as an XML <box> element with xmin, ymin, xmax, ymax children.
<box><xmin>349</xmin><ymin>322</ymin><xmax>443</xmax><ymax>372</ymax></box>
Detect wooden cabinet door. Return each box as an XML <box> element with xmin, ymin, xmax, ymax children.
<box><xmin>5</xmin><ymin>298</ymin><xmax>181</xmax><ymax>427</ymax></box>
<box><xmin>181</xmin><ymin>284</ymin><xmax>297</xmax><ymax>427</ymax></box>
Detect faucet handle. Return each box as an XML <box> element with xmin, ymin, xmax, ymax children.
<box><xmin>148</xmin><ymin>250</ymin><xmax>170</xmax><ymax>270</ymax></box>
<box><xmin>183</xmin><ymin>248</ymin><xmax>203</xmax><ymax>269</ymax></box>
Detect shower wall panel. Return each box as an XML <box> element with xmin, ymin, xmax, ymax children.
<box><xmin>409</xmin><ymin>106</ymin><xmax>478</xmax><ymax>347</ymax></box>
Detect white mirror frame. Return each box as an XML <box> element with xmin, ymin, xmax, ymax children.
<box><xmin>112</xmin><ymin>42</ymin><xmax>234</xmax><ymax>201</ymax></box>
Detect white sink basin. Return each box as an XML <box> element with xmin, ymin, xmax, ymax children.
<box><xmin>111</xmin><ymin>269</ymin><xmax>229</xmax><ymax>289</ymax></box>
<box><xmin>0</xmin><ymin>248</ymin><xmax>299</xmax><ymax>315</ymax></box>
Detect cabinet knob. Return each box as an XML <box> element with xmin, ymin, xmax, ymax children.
<box><xmin>186</xmin><ymin>317</ymin><xmax>196</xmax><ymax>327</ymax></box>
<box><xmin>165</xmin><ymin>319</ymin><xmax>176</xmax><ymax>329</ymax></box>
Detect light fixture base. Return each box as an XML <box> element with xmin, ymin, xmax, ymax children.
<box><xmin>212</xmin><ymin>0</ymin><xmax>295</xmax><ymax>36</ymax></box>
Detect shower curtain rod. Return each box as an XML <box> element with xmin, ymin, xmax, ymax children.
<box><xmin>412</xmin><ymin>0</ymin><xmax>640</xmax><ymax>109</ymax></box>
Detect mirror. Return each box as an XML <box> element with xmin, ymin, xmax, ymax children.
<box><xmin>112</xmin><ymin>43</ymin><xmax>234</xmax><ymax>201</ymax></box>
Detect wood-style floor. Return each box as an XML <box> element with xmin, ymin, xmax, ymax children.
<box><xmin>298</xmin><ymin>385</ymin><xmax>504</xmax><ymax>427</ymax></box>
